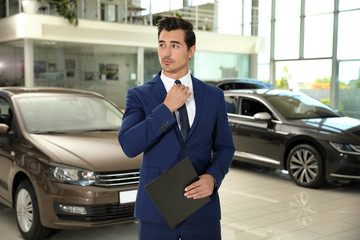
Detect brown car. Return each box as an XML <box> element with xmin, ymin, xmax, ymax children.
<box><xmin>0</xmin><ymin>87</ymin><xmax>141</xmax><ymax>240</ymax></box>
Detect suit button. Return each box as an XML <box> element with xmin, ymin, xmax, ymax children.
<box><xmin>182</xmin><ymin>148</ymin><xmax>186</xmax><ymax>152</ymax></box>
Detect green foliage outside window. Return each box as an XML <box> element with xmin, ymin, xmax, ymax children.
<box><xmin>276</xmin><ymin>66</ymin><xmax>289</xmax><ymax>89</ymax></box>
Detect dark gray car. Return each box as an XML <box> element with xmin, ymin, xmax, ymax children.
<box><xmin>224</xmin><ymin>89</ymin><xmax>360</xmax><ymax>188</ymax></box>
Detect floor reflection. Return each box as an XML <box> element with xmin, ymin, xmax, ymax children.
<box><xmin>0</xmin><ymin>162</ymin><xmax>359</xmax><ymax>240</ymax></box>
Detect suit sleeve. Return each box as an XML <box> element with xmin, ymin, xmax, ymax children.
<box><xmin>205</xmin><ymin>92</ymin><xmax>235</xmax><ymax>189</ymax></box>
<box><xmin>118</xmin><ymin>88</ymin><xmax>177</xmax><ymax>158</ymax></box>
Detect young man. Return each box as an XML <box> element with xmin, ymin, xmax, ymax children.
<box><xmin>118</xmin><ymin>17</ymin><xmax>234</xmax><ymax>240</ymax></box>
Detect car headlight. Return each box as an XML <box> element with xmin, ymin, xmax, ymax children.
<box><xmin>49</xmin><ymin>163</ymin><xmax>97</xmax><ymax>186</ymax></box>
<box><xmin>329</xmin><ymin>141</ymin><xmax>360</xmax><ymax>155</ymax></box>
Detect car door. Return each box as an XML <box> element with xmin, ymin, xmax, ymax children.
<box><xmin>227</xmin><ymin>96</ymin><xmax>287</xmax><ymax>168</ymax></box>
<box><xmin>0</xmin><ymin>97</ymin><xmax>13</xmax><ymax>204</ymax></box>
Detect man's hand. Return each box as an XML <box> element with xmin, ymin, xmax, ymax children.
<box><xmin>184</xmin><ymin>174</ymin><xmax>215</xmax><ymax>199</ymax></box>
<box><xmin>164</xmin><ymin>83</ymin><xmax>191</xmax><ymax>113</ymax></box>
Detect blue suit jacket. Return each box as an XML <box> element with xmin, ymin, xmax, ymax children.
<box><xmin>118</xmin><ymin>72</ymin><xmax>234</xmax><ymax>224</ymax></box>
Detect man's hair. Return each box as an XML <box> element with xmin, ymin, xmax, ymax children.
<box><xmin>156</xmin><ymin>17</ymin><xmax>196</xmax><ymax>50</ymax></box>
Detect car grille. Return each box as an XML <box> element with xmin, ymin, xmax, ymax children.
<box><xmin>56</xmin><ymin>203</ymin><xmax>135</xmax><ymax>222</ymax></box>
<box><xmin>95</xmin><ymin>169</ymin><xmax>140</xmax><ymax>187</ymax></box>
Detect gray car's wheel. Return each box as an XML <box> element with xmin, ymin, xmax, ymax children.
<box><xmin>287</xmin><ymin>144</ymin><xmax>325</xmax><ymax>188</ymax></box>
<box><xmin>15</xmin><ymin>179</ymin><xmax>52</xmax><ymax>240</ymax></box>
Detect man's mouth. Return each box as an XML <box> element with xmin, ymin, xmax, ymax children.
<box><xmin>162</xmin><ymin>58</ymin><xmax>174</xmax><ymax>65</ymax></box>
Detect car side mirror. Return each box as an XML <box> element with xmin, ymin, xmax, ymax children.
<box><xmin>0</xmin><ymin>123</ymin><xmax>9</xmax><ymax>134</ymax></box>
<box><xmin>254</xmin><ymin>112</ymin><xmax>272</xmax><ymax>121</ymax></box>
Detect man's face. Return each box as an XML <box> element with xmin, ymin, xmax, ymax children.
<box><xmin>158</xmin><ymin>29</ymin><xmax>195</xmax><ymax>79</ymax></box>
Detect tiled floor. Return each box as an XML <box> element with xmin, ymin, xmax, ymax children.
<box><xmin>1</xmin><ymin>163</ymin><xmax>359</xmax><ymax>240</ymax></box>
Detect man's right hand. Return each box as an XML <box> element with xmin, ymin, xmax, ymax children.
<box><xmin>164</xmin><ymin>83</ymin><xmax>191</xmax><ymax>113</ymax></box>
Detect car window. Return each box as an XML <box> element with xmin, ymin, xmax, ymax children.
<box><xmin>220</xmin><ymin>83</ymin><xmax>261</xmax><ymax>90</ymax></box>
<box><xmin>220</xmin><ymin>83</ymin><xmax>233</xmax><ymax>90</ymax></box>
<box><xmin>266</xmin><ymin>95</ymin><xmax>339</xmax><ymax>119</ymax></box>
<box><xmin>235</xmin><ymin>83</ymin><xmax>260</xmax><ymax>89</ymax></box>
<box><xmin>240</xmin><ymin>98</ymin><xmax>274</xmax><ymax>118</ymax></box>
<box><xmin>0</xmin><ymin>98</ymin><xmax>12</xmax><ymax>128</ymax></box>
<box><xmin>225</xmin><ymin>95</ymin><xmax>238</xmax><ymax>114</ymax></box>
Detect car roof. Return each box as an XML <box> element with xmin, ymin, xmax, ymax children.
<box><xmin>223</xmin><ymin>89</ymin><xmax>306</xmax><ymax>97</ymax></box>
<box><xmin>217</xmin><ymin>78</ymin><xmax>269</xmax><ymax>84</ymax></box>
<box><xmin>0</xmin><ymin>87</ymin><xmax>101</xmax><ymax>97</ymax></box>
<box><xmin>205</xmin><ymin>79</ymin><xmax>272</xmax><ymax>87</ymax></box>
<box><xmin>213</xmin><ymin>78</ymin><xmax>273</xmax><ymax>90</ymax></box>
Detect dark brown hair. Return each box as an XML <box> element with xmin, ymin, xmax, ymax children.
<box><xmin>156</xmin><ymin>17</ymin><xmax>196</xmax><ymax>50</ymax></box>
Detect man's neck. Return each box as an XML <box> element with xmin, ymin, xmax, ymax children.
<box><xmin>162</xmin><ymin>70</ymin><xmax>189</xmax><ymax>80</ymax></box>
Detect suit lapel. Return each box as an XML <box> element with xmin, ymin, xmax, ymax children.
<box><xmin>150</xmin><ymin>72</ymin><xmax>167</xmax><ymax>104</ymax></box>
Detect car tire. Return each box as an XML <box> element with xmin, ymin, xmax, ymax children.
<box><xmin>287</xmin><ymin>144</ymin><xmax>325</xmax><ymax>188</ymax></box>
<box><xmin>15</xmin><ymin>179</ymin><xmax>52</xmax><ymax>240</ymax></box>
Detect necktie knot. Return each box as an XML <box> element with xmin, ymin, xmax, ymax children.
<box><xmin>175</xmin><ymin>80</ymin><xmax>182</xmax><ymax>85</ymax></box>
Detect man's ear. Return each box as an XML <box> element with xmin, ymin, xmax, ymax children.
<box><xmin>188</xmin><ymin>45</ymin><xmax>196</xmax><ymax>59</ymax></box>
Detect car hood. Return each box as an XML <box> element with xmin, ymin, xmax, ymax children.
<box><xmin>295</xmin><ymin>117</ymin><xmax>360</xmax><ymax>142</ymax></box>
<box><xmin>28</xmin><ymin>131</ymin><xmax>142</xmax><ymax>172</ymax></box>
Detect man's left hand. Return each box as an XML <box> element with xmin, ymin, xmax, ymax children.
<box><xmin>184</xmin><ymin>174</ymin><xmax>215</xmax><ymax>199</ymax></box>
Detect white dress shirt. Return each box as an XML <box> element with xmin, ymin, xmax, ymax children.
<box><xmin>160</xmin><ymin>71</ymin><xmax>196</xmax><ymax>128</ymax></box>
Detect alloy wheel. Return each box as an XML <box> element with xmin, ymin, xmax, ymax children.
<box><xmin>16</xmin><ymin>188</ymin><xmax>33</xmax><ymax>233</ymax></box>
<box><xmin>287</xmin><ymin>144</ymin><xmax>324</xmax><ymax>188</ymax></box>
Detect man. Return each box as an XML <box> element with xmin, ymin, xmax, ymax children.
<box><xmin>118</xmin><ymin>17</ymin><xmax>234</xmax><ymax>240</ymax></box>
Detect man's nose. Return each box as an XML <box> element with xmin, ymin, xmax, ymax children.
<box><xmin>164</xmin><ymin>46</ymin><xmax>172</xmax><ymax>56</ymax></box>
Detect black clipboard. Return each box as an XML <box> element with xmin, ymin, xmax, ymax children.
<box><xmin>144</xmin><ymin>157</ymin><xmax>211</xmax><ymax>228</ymax></box>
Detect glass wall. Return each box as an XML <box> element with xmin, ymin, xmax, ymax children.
<box><xmin>0</xmin><ymin>41</ymin><xmax>138</xmax><ymax>107</ymax></box>
<box><xmin>32</xmin><ymin>41</ymin><xmax>138</xmax><ymax>107</ymax></box>
<box><xmin>142</xmin><ymin>47</ymin><xmax>250</xmax><ymax>83</ymax></box>
<box><xmin>257</xmin><ymin>0</ymin><xmax>271</xmax><ymax>83</ymax></box>
<box><xmin>193</xmin><ymin>52</ymin><xmax>249</xmax><ymax>82</ymax></box>
<box><xmin>0</xmin><ymin>39</ymin><xmax>250</xmax><ymax>106</ymax></box>
<box><xmin>303</xmin><ymin>14</ymin><xmax>333</xmax><ymax>58</ymax></box>
<box><xmin>144</xmin><ymin>48</ymin><xmax>161</xmax><ymax>83</ymax></box>
<box><xmin>338</xmin><ymin>61</ymin><xmax>360</xmax><ymax>118</ymax></box>
<box><xmin>258</xmin><ymin>0</ymin><xmax>360</xmax><ymax>118</ymax></box>
<box><xmin>337</xmin><ymin>2</ymin><xmax>360</xmax><ymax>118</ymax></box>
<box><xmin>0</xmin><ymin>42</ymin><xmax>24</xmax><ymax>87</ymax></box>
<box><xmin>276</xmin><ymin>60</ymin><xmax>332</xmax><ymax>102</ymax></box>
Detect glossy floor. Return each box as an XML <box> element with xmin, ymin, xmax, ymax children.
<box><xmin>1</xmin><ymin>163</ymin><xmax>359</xmax><ymax>240</ymax></box>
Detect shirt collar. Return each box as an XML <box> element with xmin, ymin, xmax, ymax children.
<box><xmin>160</xmin><ymin>71</ymin><xmax>192</xmax><ymax>92</ymax></box>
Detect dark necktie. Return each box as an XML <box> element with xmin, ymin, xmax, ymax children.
<box><xmin>175</xmin><ymin>80</ymin><xmax>190</xmax><ymax>141</ymax></box>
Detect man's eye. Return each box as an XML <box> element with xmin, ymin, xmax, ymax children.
<box><xmin>172</xmin><ymin>45</ymin><xmax>179</xmax><ymax>48</ymax></box>
<box><xmin>159</xmin><ymin>44</ymin><xmax>165</xmax><ymax>47</ymax></box>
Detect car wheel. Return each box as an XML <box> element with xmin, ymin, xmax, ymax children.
<box><xmin>15</xmin><ymin>179</ymin><xmax>52</xmax><ymax>240</ymax></box>
<box><xmin>287</xmin><ymin>144</ymin><xmax>325</xmax><ymax>188</ymax></box>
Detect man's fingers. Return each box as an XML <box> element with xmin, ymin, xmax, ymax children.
<box><xmin>184</xmin><ymin>187</ymin><xmax>210</xmax><ymax>199</ymax></box>
<box><xmin>163</xmin><ymin>84</ymin><xmax>191</xmax><ymax>112</ymax></box>
<box><xmin>184</xmin><ymin>179</ymin><xmax>210</xmax><ymax>199</ymax></box>
<box><xmin>184</xmin><ymin>174</ymin><xmax>215</xmax><ymax>199</ymax></box>
<box><xmin>184</xmin><ymin>181</ymin><xmax>200</xmax><ymax>192</ymax></box>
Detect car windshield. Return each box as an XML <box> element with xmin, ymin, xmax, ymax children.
<box><xmin>15</xmin><ymin>95</ymin><xmax>123</xmax><ymax>134</ymax></box>
<box><xmin>266</xmin><ymin>94</ymin><xmax>339</xmax><ymax>120</ymax></box>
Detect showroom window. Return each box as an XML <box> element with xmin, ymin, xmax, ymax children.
<box><xmin>337</xmin><ymin>10</ymin><xmax>360</xmax><ymax>60</ymax></box>
<box><xmin>274</xmin><ymin>18</ymin><xmax>300</xmax><ymax>60</ymax></box>
<box><xmin>0</xmin><ymin>42</ymin><xmax>23</xmax><ymax>87</ymax></box>
<box><xmin>338</xmin><ymin>61</ymin><xmax>360</xmax><ymax>118</ymax></box>
<box><xmin>193</xmin><ymin>51</ymin><xmax>249</xmax><ymax>81</ymax></box>
<box><xmin>31</xmin><ymin>41</ymin><xmax>138</xmax><ymax>107</ymax></box>
<box><xmin>258</xmin><ymin>0</ymin><xmax>360</xmax><ymax>118</ymax></box>
<box><xmin>304</xmin><ymin>14</ymin><xmax>333</xmax><ymax>58</ymax></box>
<box><xmin>276</xmin><ymin>60</ymin><xmax>332</xmax><ymax>103</ymax></box>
